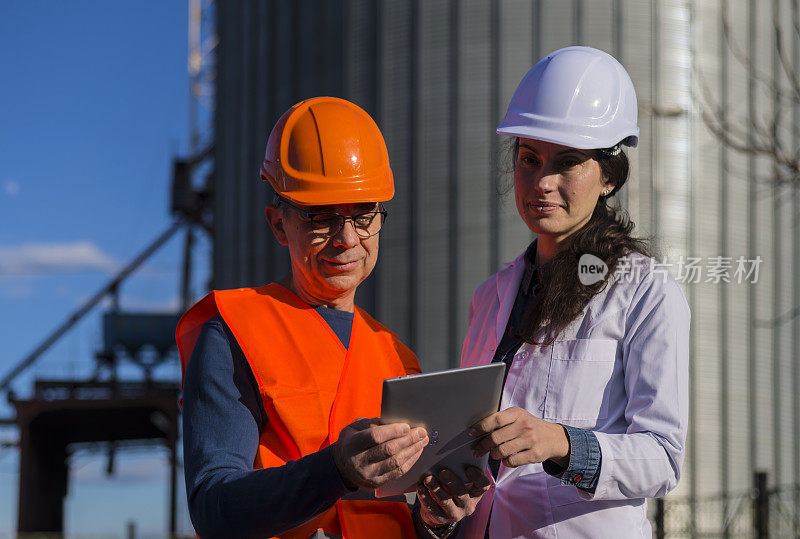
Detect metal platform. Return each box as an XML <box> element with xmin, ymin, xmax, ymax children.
<box><xmin>12</xmin><ymin>378</ymin><xmax>181</xmax><ymax>533</ymax></box>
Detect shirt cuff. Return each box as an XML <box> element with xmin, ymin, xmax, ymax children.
<box><xmin>318</xmin><ymin>445</ymin><xmax>358</xmax><ymax>497</ymax></box>
<box><xmin>541</xmin><ymin>425</ymin><xmax>602</xmax><ymax>492</ymax></box>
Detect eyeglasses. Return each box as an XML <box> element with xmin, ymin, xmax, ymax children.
<box><xmin>277</xmin><ymin>197</ymin><xmax>388</xmax><ymax>238</ymax></box>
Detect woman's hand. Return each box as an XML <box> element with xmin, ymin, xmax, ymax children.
<box><xmin>417</xmin><ymin>467</ymin><xmax>491</xmax><ymax>528</ymax></box>
<box><xmin>470</xmin><ymin>407</ymin><xmax>570</xmax><ymax>468</ymax></box>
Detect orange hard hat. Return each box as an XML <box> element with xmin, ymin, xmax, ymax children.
<box><xmin>260</xmin><ymin>97</ymin><xmax>394</xmax><ymax>206</ymax></box>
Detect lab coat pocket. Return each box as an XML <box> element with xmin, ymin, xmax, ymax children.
<box><xmin>545</xmin><ymin>473</ymin><xmax>584</xmax><ymax>507</ymax></box>
<box><xmin>544</xmin><ymin>338</ymin><xmax>617</xmax><ymax>421</ymax></box>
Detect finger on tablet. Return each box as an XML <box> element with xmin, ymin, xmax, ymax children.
<box><xmin>465</xmin><ymin>466</ymin><xmax>491</xmax><ymax>490</ymax></box>
<box><xmin>469</xmin><ymin>409</ymin><xmax>516</xmax><ymax>437</ymax></box>
<box><xmin>373</xmin><ymin>436</ymin><xmax>428</xmax><ymax>479</ymax></box>
<box><xmin>349</xmin><ymin>422</ymin><xmax>413</xmax><ymax>453</ymax></box>
<box><xmin>417</xmin><ymin>481</ymin><xmax>449</xmax><ymax>521</ymax></box>
<box><xmin>472</xmin><ymin>422</ymin><xmax>518</xmax><ymax>456</ymax></box>
<box><xmin>465</xmin><ymin>470</ymin><xmax>490</xmax><ymax>497</ymax></box>
<box><xmin>436</xmin><ymin>469</ymin><xmax>469</xmax><ymax>498</ymax></box>
<box><xmin>489</xmin><ymin>437</ymin><xmax>527</xmax><ymax>461</ymax></box>
<box><xmin>425</xmin><ymin>475</ymin><xmax>450</xmax><ymax>502</ymax></box>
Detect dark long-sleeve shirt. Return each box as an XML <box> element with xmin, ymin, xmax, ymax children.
<box><xmin>181</xmin><ymin>309</ymin><xmax>356</xmax><ymax>538</ymax></box>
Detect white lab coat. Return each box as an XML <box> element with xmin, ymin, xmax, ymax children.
<box><xmin>460</xmin><ymin>251</ymin><xmax>690</xmax><ymax>538</ymax></box>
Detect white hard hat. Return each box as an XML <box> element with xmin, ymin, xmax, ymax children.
<box><xmin>497</xmin><ymin>46</ymin><xmax>639</xmax><ymax>149</ymax></box>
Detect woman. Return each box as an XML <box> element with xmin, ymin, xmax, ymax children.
<box><xmin>416</xmin><ymin>46</ymin><xmax>689</xmax><ymax>538</ymax></box>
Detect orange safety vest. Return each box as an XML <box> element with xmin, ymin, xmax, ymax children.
<box><xmin>176</xmin><ymin>283</ymin><xmax>420</xmax><ymax>538</ymax></box>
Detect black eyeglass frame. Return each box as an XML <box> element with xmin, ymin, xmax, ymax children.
<box><xmin>276</xmin><ymin>196</ymin><xmax>388</xmax><ymax>238</ymax></box>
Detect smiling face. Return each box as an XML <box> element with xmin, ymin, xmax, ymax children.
<box><xmin>266</xmin><ymin>201</ymin><xmax>380</xmax><ymax>310</ymax></box>
<box><xmin>514</xmin><ymin>137</ymin><xmax>615</xmax><ymax>248</ymax></box>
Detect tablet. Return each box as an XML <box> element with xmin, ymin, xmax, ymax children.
<box><xmin>375</xmin><ymin>362</ymin><xmax>506</xmax><ymax>497</ymax></box>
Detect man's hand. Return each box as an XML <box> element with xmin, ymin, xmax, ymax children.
<box><xmin>332</xmin><ymin>417</ymin><xmax>428</xmax><ymax>490</ymax></box>
<box><xmin>417</xmin><ymin>467</ymin><xmax>490</xmax><ymax>528</ymax></box>
<box><xmin>470</xmin><ymin>407</ymin><xmax>569</xmax><ymax>468</ymax></box>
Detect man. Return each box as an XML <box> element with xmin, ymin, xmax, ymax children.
<box><xmin>176</xmin><ymin>97</ymin><xmax>430</xmax><ymax>538</ymax></box>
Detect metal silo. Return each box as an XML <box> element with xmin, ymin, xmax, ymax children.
<box><xmin>211</xmin><ymin>1</ymin><xmax>800</xmax><ymax>534</ymax></box>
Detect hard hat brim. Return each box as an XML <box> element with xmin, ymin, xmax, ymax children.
<box><xmin>496</xmin><ymin>124</ymin><xmax>639</xmax><ymax>150</ymax></box>
<box><xmin>261</xmin><ymin>167</ymin><xmax>395</xmax><ymax>207</ymax></box>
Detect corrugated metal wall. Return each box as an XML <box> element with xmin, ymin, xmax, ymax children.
<box><xmin>688</xmin><ymin>0</ymin><xmax>800</xmax><ymax>534</ymax></box>
<box><xmin>213</xmin><ymin>0</ymin><xmax>800</xmax><ymax>532</ymax></box>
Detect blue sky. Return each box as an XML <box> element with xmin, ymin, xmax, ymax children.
<box><xmin>0</xmin><ymin>1</ymin><xmax>206</xmax><ymax>534</ymax></box>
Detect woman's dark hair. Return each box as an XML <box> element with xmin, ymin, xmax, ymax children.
<box><xmin>508</xmin><ymin>138</ymin><xmax>653</xmax><ymax>347</ymax></box>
